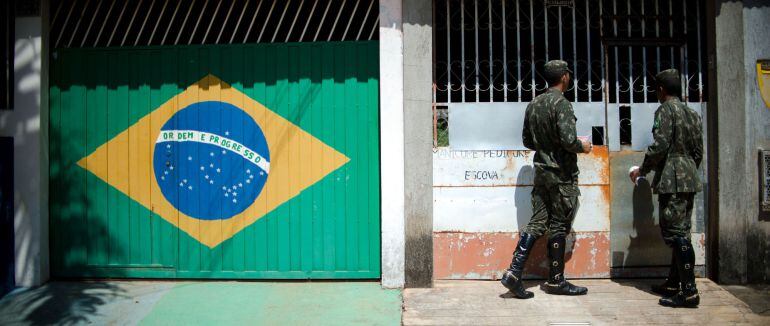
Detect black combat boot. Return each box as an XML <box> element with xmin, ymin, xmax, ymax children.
<box><xmin>651</xmin><ymin>251</ymin><xmax>680</xmax><ymax>296</ymax></box>
<box><xmin>540</xmin><ymin>236</ymin><xmax>588</xmax><ymax>296</ymax></box>
<box><xmin>501</xmin><ymin>232</ymin><xmax>537</xmax><ymax>299</ymax></box>
<box><xmin>659</xmin><ymin>237</ymin><xmax>700</xmax><ymax>308</ymax></box>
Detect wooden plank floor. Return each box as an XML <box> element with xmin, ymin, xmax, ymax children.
<box><xmin>403</xmin><ymin>279</ymin><xmax>770</xmax><ymax>325</ymax></box>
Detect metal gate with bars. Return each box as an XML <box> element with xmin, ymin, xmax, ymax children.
<box><xmin>431</xmin><ymin>0</ymin><xmax>709</xmax><ymax>280</ymax></box>
<box><xmin>433</xmin><ymin>0</ymin><xmax>707</xmax><ymax>147</ymax></box>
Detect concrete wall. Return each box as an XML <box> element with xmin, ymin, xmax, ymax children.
<box><xmin>714</xmin><ymin>0</ymin><xmax>770</xmax><ymax>284</ymax></box>
<box><xmin>379</xmin><ymin>0</ymin><xmax>406</xmax><ymax>288</ymax></box>
<box><xmin>379</xmin><ymin>0</ymin><xmax>434</xmax><ymax>289</ymax></box>
<box><xmin>0</xmin><ymin>11</ymin><xmax>49</xmax><ymax>287</ymax></box>
<box><xmin>740</xmin><ymin>0</ymin><xmax>770</xmax><ymax>283</ymax></box>
<box><xmin>402</xmin><ymin>0</ymin><xmax>433</xmax><ymax>288</ymax></box>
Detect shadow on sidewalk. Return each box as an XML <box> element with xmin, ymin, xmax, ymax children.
<box><xmin>723</xmin><ymin>284</ymin><xmax>770</xmax><ymax>316</ymax></box>
<box><xmin>610</xmin><ymin>278</ymin><xmax>661</xmax><ymax>296</ymax></box>
<box><xmin>0</xmin><ymin>281</ymin><xmax>127</xmax><ymax>325</ymax></box>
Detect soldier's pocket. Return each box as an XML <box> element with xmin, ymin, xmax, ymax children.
<box><xmin>558</xmin><ymin>184</ymin><xmax>581</xmax><ymax>197</ymax></box>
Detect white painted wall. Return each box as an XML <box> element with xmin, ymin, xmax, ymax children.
<box><xmin>0</xmin><ymin>16</ymin><xmax>49</xmax><ymax>287</ymax></box>
<box><xmin>378</xmin><ymin>0</ymin><xmax>405</xmax><ymax>289</ymax></box>
<box><xmin>433</xmin><ymin>148</ymin><xmax>610</xmax><ymax>233</ymax></box>
<box><xmin>449</xmin><ymin>101</ymin><xmax>704</xmax><ymax>152</ymax></box>
<box><xmin>432</xmin><ymin>148</ymin><xmax>707</xmax><ymax>265</ymax></box>
<box><xmin>433</xmin><ymin>186</ymin><xmax>610</xmax><ymax>233</ymax></box>
<box><xmin>449</xmin><ymin>102</ymin><xmax>611</xmax><ymax>151</ymax></box>
<box><xmin>433</xmin><ymin>149</ymin><xmax>609</xmax><ymax>186</ymax></box>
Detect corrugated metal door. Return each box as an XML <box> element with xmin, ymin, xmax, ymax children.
<box><xmin>49</xmin><ymin>41</ymin><xmax>380</xmax><ymax>279</ymax></box>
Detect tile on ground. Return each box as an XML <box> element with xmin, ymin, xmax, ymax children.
<box><xmin>403</xmin><ymin>279</ymin><xmax>770</xmax><ymax>326</ymax></box>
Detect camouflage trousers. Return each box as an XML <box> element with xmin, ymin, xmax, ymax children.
<box><xmin>522</xmin><ymin>185</ymin><xmax>580</xmax><ymax>238</ymax></box>
<box><xmin>658</xmin><ymin>192</ymin><xmax>695</xmax><ymax>246</ymax></box>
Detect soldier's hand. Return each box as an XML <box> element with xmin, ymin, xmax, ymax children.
<box><xmin>629</xmin><ymin>166</ymin><xmax>641</xmax><ymax>184</ymax></box>
<box><xmin>580</xmin><ymin>139</ymin><xmax>593</xmax><ymax>154</ymax></box>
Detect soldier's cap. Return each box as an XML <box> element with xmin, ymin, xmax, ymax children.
<box><xmin>544</xmin><ymin>60</ymin><xmax>573</xmax><ymax>81</ymax></box>
<box><xmin>655</xmin><ymin>69</ymin><xmax>680</xmax><ymax>85</ymax></box>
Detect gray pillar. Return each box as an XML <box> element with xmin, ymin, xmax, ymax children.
<box><xmin>714</xmin><ymin>0</ymin><xmax>749</xmax><ymax>284</ymax></box>
<box><xmin>379</xmin><ymin>0</ymin><xmax>406</xmax><ymax>289</ymax></box>
<box><xmin>402</xmin><ymin>0</ymin><xmax>433</xmax><ymax>288</ymax></box>
<box><xmin>740</xmin><ymin>0</ymin><xmax>770</xmax><ymax>283</ymax></box>
<box><xmin>713</xmin><ymin>0</ymin><xmax>770</xmax><ymax>284</ymax></box>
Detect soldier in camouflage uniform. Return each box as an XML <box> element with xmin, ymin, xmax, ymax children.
<box><xmin>629</xmin><ymin>69</ymin><xmax>703</xmax><ymax>308</ymax></box>
<box><xmin>500</xmin><ymin>60</ymin><xmax>593</xmax><ymax>299</ymax></box>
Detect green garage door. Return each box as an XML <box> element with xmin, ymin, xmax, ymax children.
<box><xmin>50</xmin><ymin>41</ymin><xmax>380</xmax><ymax>279</ymax></box>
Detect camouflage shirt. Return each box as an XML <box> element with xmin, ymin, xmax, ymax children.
<box><xmin>522</xmin><ymin>88</ymin><xmax>584</xmax><ymax>194</ymax></box>
<box><xmin>640</xmin><ymin>97</ymin><xmax>703</xmax><ymax>194</ymax></box>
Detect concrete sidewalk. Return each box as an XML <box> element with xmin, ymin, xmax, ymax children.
<box><xmin>0</xmin><ymin>281</ymin><xmax>402</xmax><ymax>325</ymax></box>
<box><xmin>2</xmin><ymin>279</ymin><xmax>766</xmax><ymax>325</ymax></box>
<box><xmin>403</xmin><ymin>279</ymin><xmax>770</xmax><ymax>325</ymax></box>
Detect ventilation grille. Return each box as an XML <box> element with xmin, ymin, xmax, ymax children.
<box><xmin>50</xmin><ymin>0</ymin><xmax>379</xmax><ymax>49</ymax></box>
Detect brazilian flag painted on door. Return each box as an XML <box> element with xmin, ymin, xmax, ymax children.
<box><xmin>49</xmin><ymin>42</ymin><xmax>380</xmax><ymax>279</ymax></box>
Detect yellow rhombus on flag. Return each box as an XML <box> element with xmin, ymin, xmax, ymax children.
<box><xmin>77</xmin><ymin>75</ymin><xmax>349</xmax><ymax>248</ymax></box>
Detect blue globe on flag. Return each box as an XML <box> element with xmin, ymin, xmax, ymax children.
<box><xmin>153</xmin><ymin>101</ymin><xmax>270</xmax><ymax>220</ymax></box>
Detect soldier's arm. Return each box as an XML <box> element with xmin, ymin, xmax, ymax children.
<box><xmin>639</xmin><ymin>105</ymin><xmax>673</xmax><ymax>175</ymax></box>
<box><xmin>556</xmin><ymin>101</ymin><xmax>585</xmax><ymax>153</ymax></box>
<box><xmin>522</xmin><ymin>105</ymin><xmax>536</xmax><ymax>150</ymax></box>
<box><xmin>691</xmin><ymin>113</ymin><xmax>704</xmax><ymax>168</ymax></box>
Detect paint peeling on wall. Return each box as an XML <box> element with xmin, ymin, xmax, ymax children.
<box><xmin>433</xmin><ymin>186</ymin><xmax>611</xmax><ymax>233</ymax></box>
<box><xmin>433</xmin><ymin>147</ymin><xmax>611</xmax><ymax>233</ymax></box>
<box><xmin>433</xmin><ymin>232</ymin><xmax>611</xmax><ymax>280</ymax></box>
<box><xmin>433</xmin><ymin>147</ymin><xmax>612</xmax><ymax>279</ymax></box>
